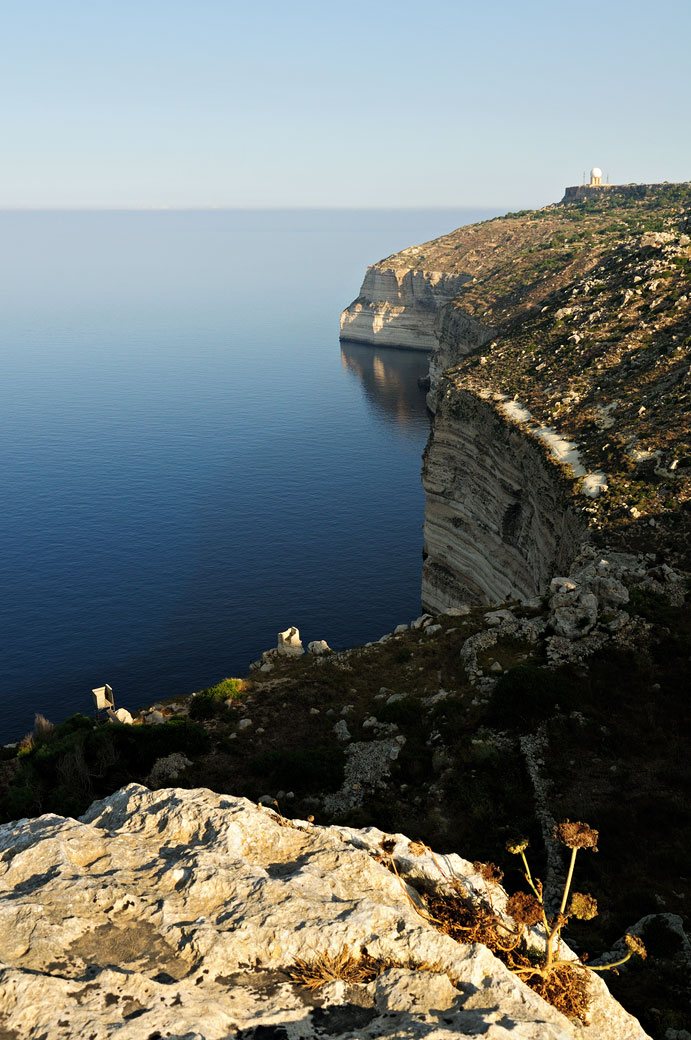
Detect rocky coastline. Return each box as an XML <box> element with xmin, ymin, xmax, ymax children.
<box><xmin>2</xmin><ymin>185</ymin><xmax>690</xmax><ymax>1038</ymax></box>
<box><xmin>342</xmin><ymin>183</ymin><xmax>691</xmax><ymax>609</ymax></box>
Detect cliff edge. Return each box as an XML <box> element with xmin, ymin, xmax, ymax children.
<box><xmin>0</xmin><ymin>784</ymin><xmax>649</xmax><ymax>1039</ymax></box>
<box><xmin>342</xmin><ymin>184</ymin><xmax>691</xmax><ymax>608</ymax></box>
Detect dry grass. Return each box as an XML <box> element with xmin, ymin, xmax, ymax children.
<box><xmin>287</xmin><ymin>944</ymin><xmax>447</xmax><ymax>991</ymax></box>
<box><xmin>288</xmin><ymin>946</ymin><xmax>383</xmax><ymax>989</ymax></box>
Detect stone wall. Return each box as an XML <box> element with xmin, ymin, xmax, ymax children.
<box><xmin>561</xmin><ymin>182</ymin><xmax>684</xmax><ymax>203</ymax></box>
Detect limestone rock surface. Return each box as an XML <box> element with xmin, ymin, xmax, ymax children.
<box><xmin>277</xmin><ymin>626</ymin><xmax>304</xmax><ymax>657</ymax></box>
<box><xmin>0</xmin><ymin>785</ymin><xmax>649</xmax><ymax>1039</ymax></box>
<box><xmin>340</xmin><ymin>263</ymin><xmax>470</xmax><ymax>351</ymax></box>
<box><xmin>422</xmin><ymin>387</ymin><xmax>586</xmax><ymax>610</ymax></box>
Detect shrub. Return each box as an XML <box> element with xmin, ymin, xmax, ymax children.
<box><xmin>486</xmin><ymin>665</ymin><xmax>575</xmax><ymax>728</ymax></box>
<box><xmin>190</xmin><ymin>678</ymin><xmax>244</xmax><ymax>720</ymax></box>
<box><xmin>250</xmin><ymin>747</ymin><xmax>345</xmax><ymax>795</ymax></box>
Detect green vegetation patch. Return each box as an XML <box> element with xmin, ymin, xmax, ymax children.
<box><xmin>0</xmin><ymin>716</ymin><xmax>210</xmax><ymax>822</ymax></box>
<box><xmin>189</xmin><ymin>678</ymin><xmax>245</xmax><ymax>720</ymax></box>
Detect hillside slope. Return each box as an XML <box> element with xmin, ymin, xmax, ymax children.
<box><xmin>2</xmin><ymin>187</ymin><xmax>690</xmax><ymax>1039</ymax></box>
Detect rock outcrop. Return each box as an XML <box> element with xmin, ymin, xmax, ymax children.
<box><xmin>343</xmin><ymin>184</ymin><xmax>691</xmax><ymax>610</ymax></box>
<box><xmin>340</xmin><ymin>261</ymin><xmax>471</xmax><ymax>350</ymax></box>
<box><xmin>0</xmin><ymin>785</ymin><xmax>649</xmax><ymax>1039</ymax></box>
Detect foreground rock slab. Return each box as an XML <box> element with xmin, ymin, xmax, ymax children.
<box><xmin>0</xmin><ymin>785</ymin><xmax>649</xmax><ymax>1039</ymax></box>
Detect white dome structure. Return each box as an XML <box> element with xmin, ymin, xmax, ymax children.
<box><xmin>589</xmin><ymin>167</ymin><xmax>603</xmax><ymax>186</ymax></box>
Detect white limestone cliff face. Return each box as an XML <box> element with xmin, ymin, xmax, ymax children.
<box><xmin>340</xmin><ymin>262</ymin><xmax>471</xmax><ymax>351</ymax></box>
<box><xmin>422</xmin><ymin>386</ymin><xmax>587</xmax><ymax>612</ymax></box>
<box><xmin>0</xmin><ymin>785</ymin><xmax>648</xmax><ymax>1040</ymax></box>
<box><xmin>427</xmin><ymin>303</ymin><xmax>495</xmax><ymax>410</ymax></box>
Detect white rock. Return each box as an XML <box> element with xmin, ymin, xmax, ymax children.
<box><xmin>411</xmin><ymin>613</ymin><xmax>434</xmax><ymax>630</ymax></box>
<box><xmin>393</xmin><ymin>623</ymin><xmax>409</xmax><ymax>634</ymax></box>
<box><xmin>106</xmin><ymin>707</ymin><xmax>134</xmax><ymax>725</ymax></box>
<box><xmin>332</xmin><ymin>719</ymin><xmax>351</xmax><ymax>742</ymax></box>
<box><xmin>307</xmin><ymin>639</ymin><xmax>332</xmax><ymax>655</ymax></box>
<box><xmin>0</xmin><ymin>786</ymin><xmax>650</xmax><ymax>1040</ymax></box>
<box><xmin>484</xmin><ymin>609</ymin><xmax>516</xmax><ymax>626</ymax></box>
<box><xmin>277</xmin><ymin>626</ymin><xmax>304</xmax><ymax>657</ymax></box>
<box><xmin>142</xmin><ymin>709</ymin><xmax>165</xmax><ymax>726</ymax></box>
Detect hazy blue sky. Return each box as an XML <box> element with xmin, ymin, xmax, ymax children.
<box><xmin>1</xmin><ymin>0</ymin><xmax>689</xmax><ymax>209</ymax></box>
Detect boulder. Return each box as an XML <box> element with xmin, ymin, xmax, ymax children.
<box><xmin>0</xmin><ymin>786</ymin><xmax>649</xmax><ymax>1039</ymax></box>
<box><xmin>146</xmin><ymin>752</ymin><xmax>192</xmax><ymax>787</ymax></box>
<box><xmin>307</xmin><ymin>639</ymin><xmax>332</xmax><ymax>655</ymax></box>
<box><xmin>277</xmin><ymin>626</ymin><xmax>304</xmax><ymax>657</ymax></box>
<box><xmin>106</xmin><ymin>707</ymin><xmax>134</xmax><ymax>725</ymax></box>
<box><xmin>411</xmin><ymin>613</ymin><xmax>434</xmax><ymax>630</ymax></box>
<box><xmin>142</xmin><ymin>709</ymin><xmax>166</xmax><ymax>726</ymax></box>
<box><xmin>549</xmin><ymin>577</ymin><xmax>598</xmax><ymax>639</ymax></box>
<box><xmin>332</xmin><ymin>719</ymin><xmax>351</xmax><ymax>742</ymax></box>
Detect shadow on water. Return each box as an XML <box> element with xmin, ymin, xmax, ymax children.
<box><xmin>339</xmin><ymin>341</ymin><xmax>432</xmax><ymax>438</ymax></box>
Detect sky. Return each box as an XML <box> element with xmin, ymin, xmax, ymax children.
<box><xmin>1</xmin><ymin>0</ymin><xmax>689</xmax><ymax>210</ymax></box>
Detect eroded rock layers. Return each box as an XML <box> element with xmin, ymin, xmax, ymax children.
<box><xmin>422</xmin><ymin>387</ymin><xmax>586</xmax><ymax>611</ymax></box>
<box><xmin>345</xmin><ymin>184</ymin><xmax>691</xmax><ymax>607</ymax></box>
<box><xmin>340</xmin><ymin>263</ymin><xmax>470</xmax><ymax>350</ymax></box>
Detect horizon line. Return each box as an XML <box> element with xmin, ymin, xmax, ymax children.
<box><xmin>0</xmin><ymin>203</ymin><xmax>517</xmax><ymax>213</ymax></box>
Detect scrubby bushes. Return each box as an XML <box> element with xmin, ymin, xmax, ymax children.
<box><xmin>249</xmin><ymin>747</ymin><xmax>345</xmax><ymax>796</ymax></box>
<box><xmin>189</xmin><ymin>678</ymin><xmax>244</xmax><ymax>720</ymax></box>
<box><xmin>485</xmin><ymin>664</ymin><xmax>580</xmax><ymax>729</ymax></box>
<box><xmin>0</xmin><ymin>715</ymin><xmax>210</xmax><ymax>823</ymax></box>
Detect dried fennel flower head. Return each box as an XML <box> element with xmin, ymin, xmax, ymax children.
<box><xmin>506</xmin><ymin>837</ymin><xmax>529</xmax><ymax>855</ymax></box>
<box><xmin>554</xmin><ymin>820</ymin><xmax>599</xmax><ymax>851</ymax></box>
<box><xmin>507</xmin><ymin>890</ymin><xmax>543</xmax><ymax>926</ymax></box>
<box><xmin>624</xmin><ymin>934</ymin><xmax>647</xmax><ymax>960</ymax></box>
<box><xmin>473</xmin><ymin>861</ymin><xmax>504</xmax><ymax>884</ymax></box>
<box><xmin>568</xmin><ymin>892</ymin><xmax>599</xmax><ymax>921</ymax></box>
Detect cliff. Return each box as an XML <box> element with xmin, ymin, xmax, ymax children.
<box><xmin>0</xmin><ymin>784</ymin><xmax>649</xmax><ymax>1039</ymax></box>
<box><xmin>421</xmin><ymin>387</ymin><xmax>587</xmax><ymax>611</ymax></box>
<box><xmin>1</xmin><ymin>186</ymin><xmax>690</xmax><ymax>1039</ymax></box>
<box><xmin>341</xmin><ymin>184</ymin><xmax>691</xmax><ymax>607</ymax></box>
<box><xmin>340</xmin><ymin>259</ymin><xmax>471</xmax><ymax>350</ymax></box>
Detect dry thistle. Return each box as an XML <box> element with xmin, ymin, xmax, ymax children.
<box><xmin>624</xmin><ymin>934</ymin><xmax>647</xmax><ymax>960</ymax></box>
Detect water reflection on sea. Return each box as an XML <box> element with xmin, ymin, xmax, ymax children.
<box><xmin>340</xmin><ymin>341</ymin><xmax>431</xmax><ymax>438</ymax></box>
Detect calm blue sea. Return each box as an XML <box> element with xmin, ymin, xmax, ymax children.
<box><xmin>0</xmin><ymin>208</ymin><xmax>500</xmax><ymax>743</ymax></box>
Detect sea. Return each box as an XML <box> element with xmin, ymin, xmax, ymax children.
<box><xmin>0</xmin><ymin>207</ymin><xmax>501</xmax><ymax>744</ymax></box>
